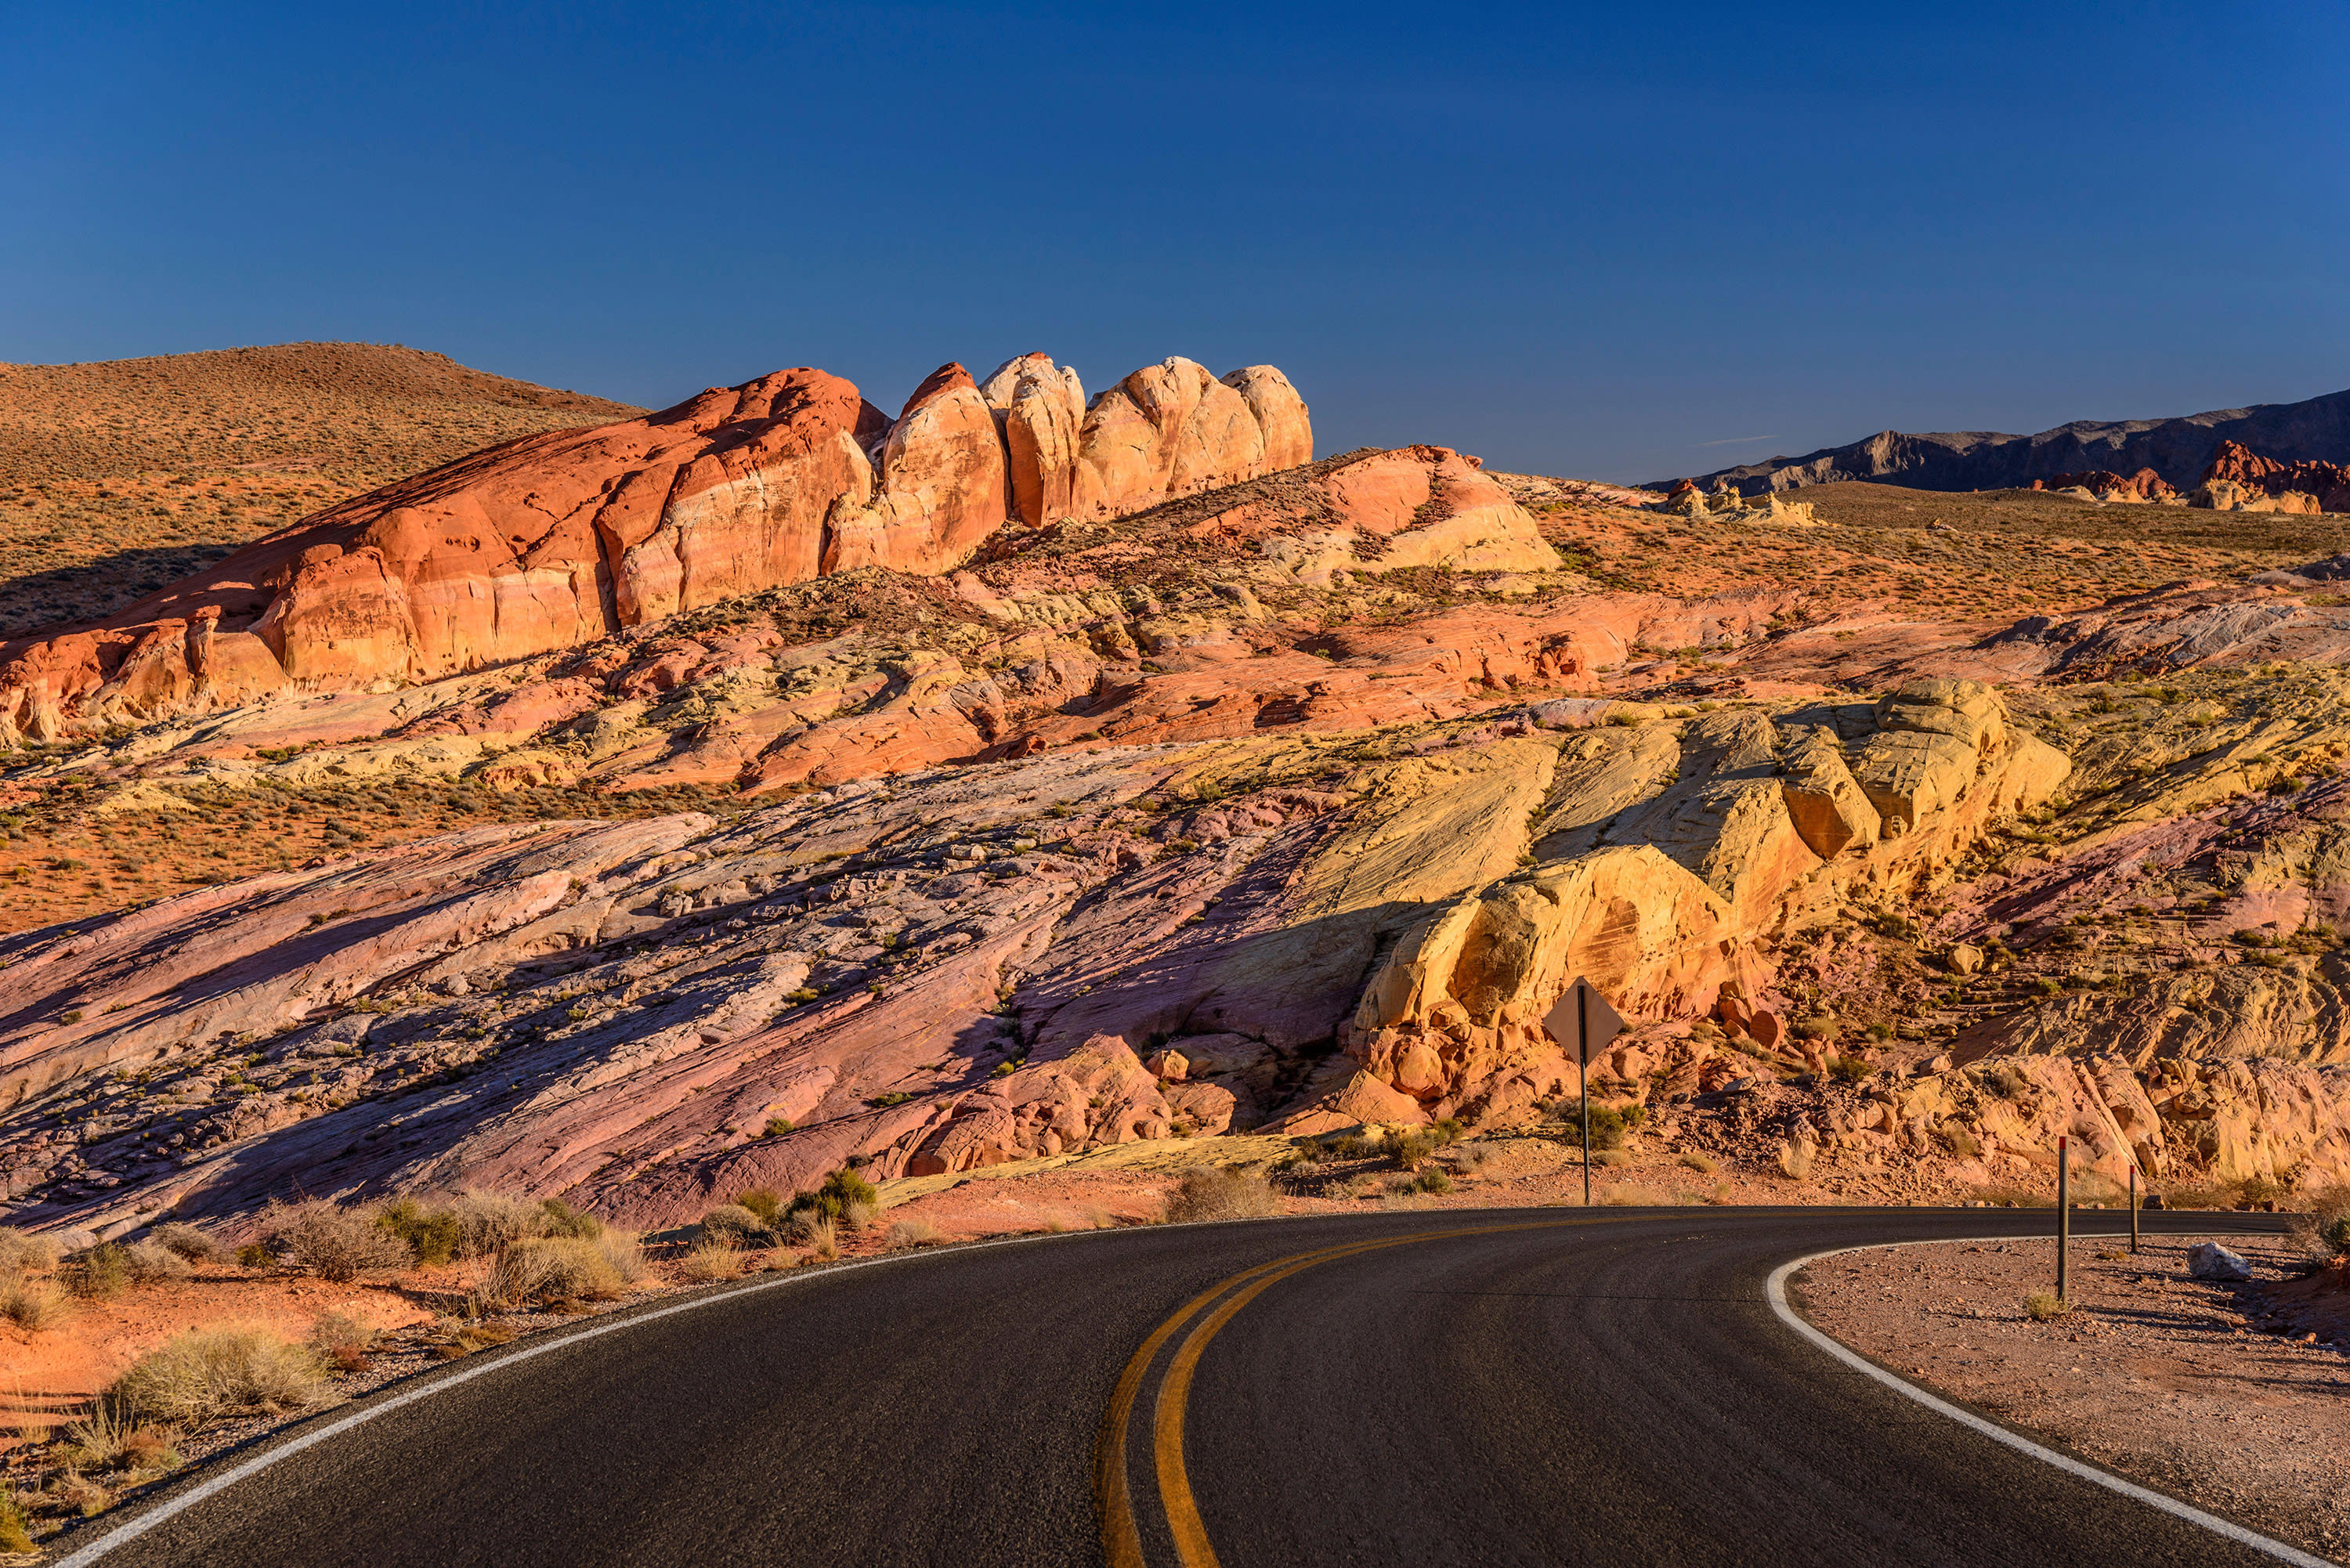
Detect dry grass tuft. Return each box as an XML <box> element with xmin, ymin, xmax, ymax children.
<box><xmin>1</xmin><ymin>1276</ymin><xmax>71</xmax><ymax>1331</ymax></box>
<box><xmin>0</xmin><ymin>1227</ymin><xmax>58</xmax><ymax>1274</ymax></box>
<box><xmin>2287</xmin><ymin>1182</ymin><xmax>2350</xmax><ymax>1263</ymax></box>
<box><xmin>107</xmin><ymin>1324</ymin><xmax>324</xmax><ymax>1428</ymax></box>
<box><xmin>1677</xmin><ymin>1151</ymin><xmax>1719</xmax><ymax>1174</ymax></box>
<box><xmin>682</xmin><ymin>1241</ymin><xmax>744</xmax><ymax>1283</ymax></box>
<box><xmin>2023</xmin><ymin>1292</ymin><xmax>2070</xmax><ymax>1322</ymax></box>
<box><xmin>884</xmin><ymin>1217</ymin><xmax>944</xmax><ymax>1250</ymax></box>
<box><xmin>475</xmin><ymin>1237</ymin><xmax>629</xmax><ymax>1310</ymax></box>
<box><xmin>1165</xmin><ymin>1166</ymin><xmax>1282</xmax><ymax>1223</ymax></box>
<box><xmin>306</xmin><ymin>1310</ymin><xmax>378</xmax><ymax>1373</ymax></box>
<box><xmin>121</xmin><ymin>1241</ymin><xmax>190</xmax><ymax>1284</ymax></box>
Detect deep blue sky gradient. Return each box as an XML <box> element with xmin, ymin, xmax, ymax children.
<box><xmin>4</xmin><ymin>2</ymin><xmax>2346</xmax><ymax>482</ymax></box>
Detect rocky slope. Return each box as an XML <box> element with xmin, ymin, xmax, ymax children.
<box><xmin>6</xmin><ymin>367</ymin><xmax>2350</xmax><ymax>1241</ymax></box>
<box><xmin>0</xmin><ymin>343</ymin><xmax>645</xmax><ymax>639</ymax></box>
<box><xmin>1664</xmin><ymin>385</ymin><xmax>2350</xmax><ymax>497</ymax></box>
<box><xmin>0</xmin><ymin>352</ymin><xmax>1311</xmax><ymax>743</ymax></box>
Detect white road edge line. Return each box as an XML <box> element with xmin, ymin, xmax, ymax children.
<box><xmin>49</xmin><ymin>1227</ymin><xmax>1082</xmax><ymax>1566</ymax></box>
<box><xmin>1766</xmin><ymin>1238</ymin><xmax>2336</xmax><ymax>1568</ymax></box>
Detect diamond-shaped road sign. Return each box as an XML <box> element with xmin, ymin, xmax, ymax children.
<box><xmin>1542</xmin><ymin>977</ymin><xmax>1628</xmax><ymax>1065</ymax></box>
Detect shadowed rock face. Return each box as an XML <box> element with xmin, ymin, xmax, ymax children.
<box><xmin>0</xmin><ymin>352</ymin><xmax>1315</xmax><ymax>742</ymax></box>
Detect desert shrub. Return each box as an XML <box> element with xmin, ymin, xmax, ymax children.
<box><xmin>1791</xmin><ymin>1015</ymin><xmax>1839</xmax><ymax>1042</ymax></box>
<box><xmin>697</xmin><ymin>1204</ymin><xmax>770</xmax><ymax>1249</ymax></box>
<box><xmin>108</xmin><ymin>1324</ymin><xmax>324</xmax><ymax>1427</ymax></box>
<box><xmin>594</xmin><ymin>1230</ymin><xmax>647</xmax><ymax>1285</ymax></box>
<box><xmin>798</xmin><ymin>1214</ymin><xmax>840</xmax><ymax>1260</ymax></box>
<box><xmin>1597</xmin><ymin>1184</ymin><xmax>1680</xmax><ymax>1207</ymax></box>
<box><xmin>1</xmin><ymin>1277</ymin><xmax>71</xmax><ymax>1331</ymax></box>
<box><xmin>60</xmin><ymin>1244</ymin><xmax>131</xmax><ymax>1301</ymax></box>
<box><xmin>446</xmin><ymin>1190</ymin><xmax>542</xmax><ymax>1258</ymax></box>
<box><xmin>1388</xmin><ymin>1131</ymin><xmax>1434</xmax><ymax>1172</ymax></box>
<box><xmin>1677</xmin><ymin>1151</ymin><xmax>1719</xmax><ymax>1174</ymax></box>
<box><xmin>145</xmin><ymin>1222</ymin><xmax>222</xmax><ymax>1263</ymax></box>
<box><xmin>121</xmin><ymin>1241</ymin><xmax>190</xmax><ymax>1284</ymax></box>
<box><xmin>1413</xmin><ymin>1168</ymin><xmax>1453</xmax><ymax>1195</ymax></box>
<box><xmin>1593</xmin><ymin>1148</ymin><xmax>1634</xmax><ymax>1168</ymax></box>
<box><xmin>269</xmin><ymin>1201</ymin><xmax>410</xmax><ymax>1282</ymax></box>
<box><xmin>1430</xmin><ymin>1117</ymin><xmax>1464</xmax><ymax>1147</ymax></box>
<box><xmin>1574</xmin><ymin>1104</ymin><xmax>1629</xmax><ymax>1151</ymax></box>
<box><xmin>534</xmin><ymin>1198</ymin><xmax>602</xmax><ymax>1241</ymax></box>
<box><xmin>306</xmin><ymin>1310</ymin><xmax>378</xmax><ymax>1372</ymax></box>
<box><xmin>2287</xmin><ymin>1183</ymin><xmax>2350</xmax><ymax>1261</ymax></box>
<box><xmin>787</xmin><ymin>1168</ymin><xmax>880</xmax><ymax>1227</ymax></box>
<box><xmin>2023</xmin><ymin>1292</ymin><xmax>2069</xmax><ymax>1322</ymax></box>
<box><xmin>0</xmin><ymin>1227</ymin><xmax>59</xmax><ymax>1274</ymax></box>
<box><xmin>0</xmin><ymin>1490</ymin><xmax>31</xmax><ymax>1554</ymax></box>
<box><xmin>236</xmin><ymin>1243</ymin><xmax>274</xmax><ymax>1268</ymax></box>
<box><xmin>884</xmin><ymin>1217</ymin><xmax>944</xmax><ymax>1248</ymax></box>
<box><xmin>375</xmin><ymin>1199</ymin><xmax>460</xmax><ymax>1266</ymax></box>
<box><xmin>841</xmin><ymin>1198</ymin><xmax>878</xmax><ymax>1232</ymax></box>
<box><xmin>1940</xmin><ymin>1125</ymin><xmax>1983</xmax><ymax>1158</ymax></box>
<box><xmin>1165</xmin><ymin>1167</ymin><xmax>1282</xmax><ymax>1223</ymax></box>
<box><xmin>477</xmin><ymin>1237</ymin><xmax>627</xmax><ymax>1310</ymax></box>
<box><xmin>1324</xmin><ymin>1133</ymin><xmax>1376</xmax><ymax>1160</ymax></box>
<box><xmin>734</xmin><ymin>1189</ymin><xmax>783</xmax><ymax>1226</ymax></box>
<box><xmin>682</xmin><ymin>1241</ymin><xmax>744</xmax><ymax>1283</ymax></box>
<box><xmin>1828</xmin><ymin>1056</ymin><xmax>1870</xmax><ymax>1085</ymax></box>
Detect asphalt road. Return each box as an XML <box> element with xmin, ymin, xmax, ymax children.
<box><xmin>67</xmin><ymin>1206</ymin><xmax>2301</xmax><ymax>1568</ymax></box>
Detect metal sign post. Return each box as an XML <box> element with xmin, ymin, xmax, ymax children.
<box><xmin>1579</xmin><ymin>984</ymin><xmax>1591</xmax><ymax>1209</ymax></box>
<box><xmin>1542</xmin><ymin>978</ymin><xmax>1625</xmax><ymax>1211</ymax></box>
<box><xmin>2129</xmin><ymin>1165</ymin><xmax>2139</xmax><ymax>1255</ymax></box>
<box><xmin>2056</xmin><ymin>1135</ymin><xmax>2070</xmax><ymax>1304</ymax></box>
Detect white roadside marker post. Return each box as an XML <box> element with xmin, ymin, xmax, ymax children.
<box><xmin>2056</xmin><ymin>1134</ymin><xmax>2070</xmax><ymax>1305</ymax></box>
<box><xmin>2129</xmin><ymin>1165</ymin><xmax>2139</xmax><ymax>1255</ymax></box>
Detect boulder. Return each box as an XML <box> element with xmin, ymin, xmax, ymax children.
<box><xmin>981</xmin><ymin>353</ymin><xmax>1103</xmax><ymax>526</ymax></box>
<box><xmin>1220</xmin><ymin>366</ymin><xmax>1313</xmax><ymax>471</ymax></box>
<box><xmin>1079</xmin><ymin>357</ymin><xmax>1267</xmax><ymax>513</ymax></box>
<box><xmin>2187</xmin><ymin>1241</ymin><xmax>2251</xmax><ymax>1281</ymax></box>
<box><xmin>1778</xmin><ymin>728</ymin><xmax>1881</xmax><ymax>858</ymax></box>
<box><xmin>822</xmin><ymin>364</ymin><xmax>1010</xmax><ymax>576</ymax></box>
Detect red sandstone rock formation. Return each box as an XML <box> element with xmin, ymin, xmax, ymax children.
<box><xmin>0</xmin><ymin>352</ymin><xmax>1315</xmax><ymax>740</ymax></box>
<box><xmin>2195</xmin><ymin>440</ymin><xmax>2350</xmax><ymax>513</ymax></box>
<box><xmin>2026</xmin><ymin>468</ymin><xmax>2176</xmax><ymax>502</ymax></box>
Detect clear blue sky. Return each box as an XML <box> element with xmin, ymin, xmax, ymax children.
<box><xmin>5</xmin><ymin>2</ymin><xmax>2346</xmax><ymax>483</ymax></box>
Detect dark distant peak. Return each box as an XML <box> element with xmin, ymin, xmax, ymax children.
<box><xmin>1653</xmin><ymin>386</ymin><xmax>2350</xmax><ymax>495</ymax></box>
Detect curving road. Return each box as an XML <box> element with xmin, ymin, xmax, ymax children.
<box><xmin>60</xmin><ymin>1206</ymin><xmax>2302</xmax><ymax>1568</ymax></box>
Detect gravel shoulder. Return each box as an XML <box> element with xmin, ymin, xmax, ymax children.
<box><xmin>1795</xmin><ymin>1233</ymin><xmax>2350</xmax><ymax>1561</ymax></box>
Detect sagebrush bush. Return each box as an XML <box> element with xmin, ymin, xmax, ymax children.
<box><xmin>534</xmin><ymin>1198</ymin><xmax>602</xmax><ymax>1241</ymax></box>
<box><xmin>594</xmin><ymin>1230</ymin><xmax>647</xmax><ymax>1285</ymax></box>
<box><xmin>735</xmin><ymin>1189</ymin><xmax>783</xmax><ymax>1226</ymax></box>
<box><xmin>476</xmin><ymin>1237</ymin><xmax>627</xmax><ymax>1309</ymax></box>
<box><xmin>2023</xmin><ymin>1292</ymin><xmax>2069</xmax><ymax>1322</ymax></box>
<box><xmin>375</xmin><ymin>1199</ymin><xmax>460</xmax><ymax>1266</ymax></box>
<box><xmin>1165</xmin><ymin>1167</ymin><xmax>1281</xmax><ymax>1223</ymax></box>
<box><xmin>0</xmin><ymin>1490</ymin><xmax>32</xmax><ymax>1554</ymax></box>
<box><xmin>121</xmin><ymin>1240</ymin><xmax>190</xmax><ymax>1284</ymax></box>
<box><xmin>787</xmin><ymin>1168</ymin><xmax>880</xmax><ymax>1227</ymax></box>
<box><xmin>60</xmin><ymin>1244</ymin><xmax>131</xmax><ymax>1300</ymax></box>
<box><xmin>446</xmin><ymin>1190</ymin><xmax>542</xmax><ymax>1258</ymax></box>
<box><xmin>145</xmin><ymin>1222</ymin><xmax>222</xmax><ymax>1263</ymax></box>
<box><xmin>108</xmin><ymin>1324</ymin><xmax>324</xmax><ymax>1427</ymax></box>
<box><xmin>269</xmin><ymin>1201</ymin><xmax>410</xmax><ymax>1281</ymax></box>
<box><xmin>1413</xmin><ymin>1168</ymin><xmax>1453</xmax><ymax>1195</ymax></box>
<box><xmin>1388</xmin><ymin>1131</ymin><xmax>1434</xmax><ymax>1172</ymax></box>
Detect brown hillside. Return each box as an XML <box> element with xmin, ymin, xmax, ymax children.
<box><xmin>0</xmin><ymin>341</ymin><xmax>642</xmax><ymax>636</ymax></box>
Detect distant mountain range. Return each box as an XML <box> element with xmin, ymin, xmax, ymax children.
<box><xmin>1657</xmin><ymin>385</ymin><xmax>2350</xmax><ymax>495</ymax></box>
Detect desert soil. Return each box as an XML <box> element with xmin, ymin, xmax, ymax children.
<box><xmin>0</xmin><ymin>342</ymin><xmax>639</xmax><ymax>638</ymax></box>
<box><xmin>1795</xmin><ymin>1234</ymin><xmax>2350</xmax><ymax>1560</ymax></box>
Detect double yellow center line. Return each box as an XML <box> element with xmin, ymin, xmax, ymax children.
<box><xmin>1095</xmin><ymin>1218</ymin><xmax>1612</xmax><ymax>1568</ymax></box>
